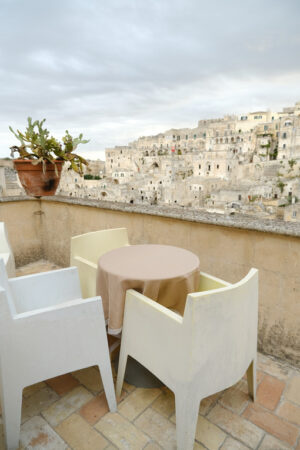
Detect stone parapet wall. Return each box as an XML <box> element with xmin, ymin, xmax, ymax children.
<box><xmin>0</xmin><ymin>196</ymin><xmax>299</xmax><ymax>367</ymax></box>
<box><xmin>45</xmin><ymin>196</ymin><xmax>300</xmax><ymax>237</ymax></box>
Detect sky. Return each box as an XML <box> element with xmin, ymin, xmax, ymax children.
<box><xmin>1</xmin><ymin>0</ymin><xmax>300</xmax><ymax>160</ymax></box>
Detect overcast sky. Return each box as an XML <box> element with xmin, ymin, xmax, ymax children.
<box><xmin>1</xmin><ymin>0</ymin><xmax>300</xmax><ymax>160</ymax></box>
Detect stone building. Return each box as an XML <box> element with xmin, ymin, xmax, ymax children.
<box><xmin>56</xmin><ymin>101</ymin><xmax>300</xmax><ymax>221</ymax></box>
<box><xmin>0</xmin><ymin>159</ymin><xmax>24</xmax><ymax>197</ymax></box>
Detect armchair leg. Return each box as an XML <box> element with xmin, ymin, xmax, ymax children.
<box><xmin>98</xmin><ymin>362</ymin><xmax>117</xmax><ymax>413</ymax></box>
<box><xmin>1</xmin><ymin>383</ymin><xmax>22</xmax><ymax>450</ymax></box>
<box><xmin>116</xmin><ymin>350</ymin><xmax>128</xmax><ymax>399</ymax></box>
<box><xmin>175</xmin><ymin>390</ymin><xmax>200</xmax><ymax>450</ymax></box>
<box><xmin>247</xmin><ymin>359</ymin><xmax>256</xmax><ymax>401</ymax></box>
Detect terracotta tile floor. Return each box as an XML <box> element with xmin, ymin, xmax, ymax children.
<box><xmin>0</xmin><ymin>261</ymin><xmax>299</xmax><ymax>449</ymax></box>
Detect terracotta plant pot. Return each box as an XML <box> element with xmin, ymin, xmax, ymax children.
<box><xmin>13</xmin><ymin>159</ymin><xmax>64</xmax><ymax>198</ymax></box>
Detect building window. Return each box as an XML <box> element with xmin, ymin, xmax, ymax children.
<box><xmin>217</xmin><ymin>165</ymin><xmax>219</xmax><ymax>169</ymax></box>
<box><xmin>186</xmin><ymin>135</ymin><xmax>188</xmax><ymax>140</ymax></box>
<box><xmin>282</xmin><ymin>133</ymin><xmax>287</xmax><ymax>139</ymax></box>
<box><xmin>283</xmin><ymin>144</ymin><xmax>286</xmax><ymax>149</ymax></box>
<box><xmin>208</xmin><ymin>165</ymin><xmax>211</xmax><ymax>171</ymax></box>
<box><xmin>292</xmin><ymin>211</ymin><xmax>297</xmax><ymax>218</ymax></box>
<box><xmin>228</xmin><ymin>166</ymin><xmax>230</xmax><ymax>171</ymax></box>
<box><xmin>198</xmin><ymin>164</ymin><xmax>201</xmax><ymax>169</ymax></box>
<box><xmin>238</xmin><ymin>194</ymin><xmax>242</xmax><ymax>200</ymax></box>
<box><xmin>194</xmin><ymin>134</ymin><xmax>197</xmax><ymax>139</ymax></box>
<box><xmin>264</xmin><ymin>125</ymin><xmax>268</xmax><ymax>131</ymax></box>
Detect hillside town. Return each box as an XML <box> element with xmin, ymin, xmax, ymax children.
<box><xmin>2</xmin><ymin>100</ymin><xmax>300</xmax><ymax>222</ymax></box>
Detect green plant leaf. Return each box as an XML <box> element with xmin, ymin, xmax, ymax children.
<box><xmin>9</xmin><ymin>117</ymin><xmax>89</xmax><ymax>176</ymax></box>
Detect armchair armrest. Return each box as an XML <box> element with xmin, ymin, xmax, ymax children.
<box><xmin>122</xmin><ymin>289</ymin><xmax>183</xmax><ymax>343</ymax></box>
<box><xmin>119</xmin><ymin>290</ymin><xmax>185</xmax><ymax>388</ymax></box>
<box><xmin>7</xmin><ymin>297</ymin><xmax>107</xmax><ymax>366</ymax></box>
<box><xmin>9</xmin><ymin>267</ymin><xmax>82</xmax><ymax>313</ymax></box>
<box><xmin>72</xmin><ymin>255</ymin><xmax>98</xmax><ymax>270</ymax></box>
<box><xmin>71</xmin><ymin>256</ymin><xmax>98</xmax><ymax>298</ymax></box>
<box><xmin>14</xmin><ymin>296</ymin><xmax>102</xmax><ymax>321</ymax></box>
<box><xmin>125</xmin><ymin>289</ymin><xmax>183</xmax><ymax>324</ymax></box>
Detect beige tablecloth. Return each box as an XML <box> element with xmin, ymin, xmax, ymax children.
<box><xmin>96</xmin><ymin>244</ymin><xmax>200</xmax><ymax>335</ymax></box>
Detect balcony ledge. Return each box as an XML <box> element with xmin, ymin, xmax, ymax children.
<box><xmin>1</xmin><ymin>195</ymin><xmax>300</xmax><ymax>238</ymax></box>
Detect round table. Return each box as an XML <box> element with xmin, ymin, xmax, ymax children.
<box><xmin>97</xmin><ymin>244</ymin><xmax>200</xmax><ymax>388</ymax></box>
<box><xmin>97</xmin><ymin>244</ymin><xmax>200</xmax><ymax>335</ymax></box>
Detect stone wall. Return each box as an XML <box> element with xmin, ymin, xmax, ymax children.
<box><xmin>0</xmin><ymin>198</ymin><xmax>43</xmax><ymax>265</ymax></box>
<box><xmin>1</xmin><ymin>196</ymin><xmax>299</xmax><ymax>367</ymax></box>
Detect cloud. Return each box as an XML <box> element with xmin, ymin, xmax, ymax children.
<box><xmin>1</xmin><ymin>0</ymin><xmax>300</xmax><ymax>160</ymax></box>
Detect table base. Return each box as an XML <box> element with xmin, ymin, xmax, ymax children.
<box><xmin>114</xmin><ymin>354</ymin><xmax>163</xmax><ymax>389</ymax></box>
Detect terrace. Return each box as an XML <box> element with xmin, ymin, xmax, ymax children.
<box><xmin>0</xmin><ymin>196</ymin><xmax>300</xmax><ymax>449</ymax></box>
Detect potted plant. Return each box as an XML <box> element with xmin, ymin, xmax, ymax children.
<box><xmin>9</xmin><ymin>117</ymin><xmax>89</xmax><ymax>197</ymax></box>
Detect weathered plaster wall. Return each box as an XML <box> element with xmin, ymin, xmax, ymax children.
<box><xmin>1</xmin><ymin>197</ymin><xmax>299</xmax><ymax>367</ymax></box>
<box><xmin>0</xmin><ymin>199</ymin><xmax>43</xmax><ymax>265</ymax></box>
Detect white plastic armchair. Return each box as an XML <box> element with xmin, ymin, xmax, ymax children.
<box><xmin>116</xmin><ymin>270</ymin><xmax>258</xmax><ymax>450</ymax></box>
<box><xmin>0</xmin><ymin>222</ymin><xmax>15</xmax><ymax>277</ymax></box>
<box><xmin>70</xmin><ymin>227</ymin><xmax>129</xmax><ymax>298</ymax></box>
<box><xmin>0</xmin><ymin>260</ymin><xmax>116</xmax><ymax>450</ymax></box>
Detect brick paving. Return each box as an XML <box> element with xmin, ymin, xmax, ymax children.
<box><xmin>0</xmin><ymin>261</ymin><xmax>298</xmax><ymax>449</ymax></box>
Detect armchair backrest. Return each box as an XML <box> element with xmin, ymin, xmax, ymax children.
<box><xmin>0</xmin><ymin>259</ymin><xmax>16</xmax><ymax>322</ymax></box>
<box><xmin>183</xmin><ymin>269</ymin><xmax>258</xmax><ymax>395</ymax></box>
<box><xmin>70</xmin><ymin>228</ymin><xmax>129</xmax><ymax>265</ymax></box>
<box><xmin>0</xmin><ymin>222</ymin><xmax>16</xmax><ymax>277</ymax></box>
<box><xmin>0</xmin><ymin>222</ymin><xmax>11</xmax><ymax>254</ymax></box>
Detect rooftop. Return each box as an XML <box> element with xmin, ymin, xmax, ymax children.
<box><xmin>0</xmin><ymin>196</ymin><xmax>299</xmax><ymax>449</ymax></box>
<box><xmin>0</xmin><ymin>262</ymin><xmax>299</xmax><ymax>449</ymax></box>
